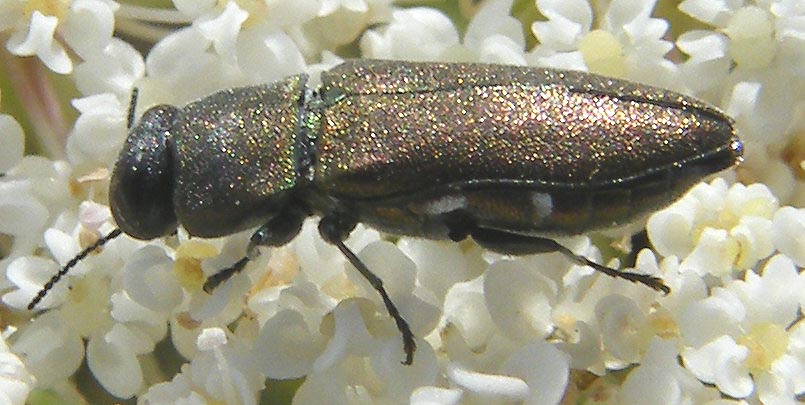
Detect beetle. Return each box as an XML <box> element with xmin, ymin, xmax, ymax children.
<box><xmin>28</xmin><ymin>60</ymin><xmax>743</xmax><ymax>365</ymax></box>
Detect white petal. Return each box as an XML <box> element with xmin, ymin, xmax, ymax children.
<box><xmin>187</xmin><ymin>342</ymin><xmax>261</xmax><ymax>405</ymax></box>
<box><xmin>500</xmin><ymin>343</ymin><xmax>570</xmax><ymax>405</ymax></box>
<box><xmin>725</xmin><ymin>81</ymin><xmax>762</xmax><ymax>119</ymax></box>
<box><xmin>0</xmin><ymin>185</ymin><xmax>49</xmax><ymax>240</ymax></box>
<box><xmin>122</xmin><ymin>246</ymin><xmax>183</xmax><ymax>313</ymax></box>
<box><xmin>446</xmin><ymin>362</ymin><xmax>529</xmax><ymax>401</ymax></box>
<box><xmin>360</xmin><ymin>8</ymin><xmax>459</xmax><ymax>60</ymax></box>
<box><xmin>677</xmin><ymin>30</ymin><xmax>729</xmax><ymax>61</ymax></box>
<box><xmin>73</xmin><ymin>38</ymin><xmax>145</xmax><ymax>97</ymax></box>
<box><xmin>533</xmin><ymin>0</ymin><xmax>592</xmax><ymax>49</ymax></box>
<box><xmin>77</xmin><ymin>201</ymin><xmax>111</xmax><ymax>230</ymax></box>
<box><xmin>0</xmin><ymin>115</ymin><xmax>24</xmax><ymax>172</ymax></box>
<box><xmin>370</xmin><ymin>337</ymin><xmax>439</xmax><ymax>400</ymax></box>
<box><xmin>398</xmin><ymin>238</ymin><xmax>472</xmax><ymax>302</ymax></box>
<box><xmin>733</xmin><ymin>254</ymin><xmax>803</xmax><ymax>325</ymax></box>
<box><xmin>679</xmin><ymin>288</ymin><xmax>744</xmax><ymax>347</ymax></box>
<box><xmin>606</xmin><ymin>0</ymin><xmax>658</xmax><ymax>34</ymax></box>
<box><xmin>109</xmin><ymin>291</ymin><xmax>165</xmax><ymax>326</ymax></box>
<box><xmin>682</xmin><ymin>335</ymin><xmax>753</xmax><ymax>398</ymax></box>
<box><xmin>443</xmin><ymin>277</ymin><xmax>494</xmax><ymax>350</ymax></box>
<box><xmin>140</xmin><ymin>373</ymin><xmax>203</xmax><ymax>404</ymax></box>
<box><xmin>679</xmin><ymin>227</ymin><xmax>738</xmax><ymax>277</ymax></box>
<box><xmin>195</xmin><ymin>1</ymin><xmax>248</xmax><ymax>66</ymax></box>
<box><xmin>678</xmin><ymin>0</ymin><xmax>736</xmax><ymax>26</ymax></box>
<box><xmin>196</xmin><ymin>327</ymin><xmax>227</xmax><ymax>351</ymax></box>
<box><xmin>725</xmin><ymin>182</ymin><xmax>779</xmax><ymax>219</ymax></box>
<box><xmin>60</xmin><ymin>0</ymin><xmax>116</xmax><ymax>59</ymax></box>
<box><xmin>595</xmin><ymin>294</ymin><xmax>647</xmax><ymax>362</ymax></box>
<box><xmin>0</xmin><ymin>336</ymin><xmax>34</xmax><ymax>404</ymax></box>
<box><xmin>484</xmin><ymin>259</ymin><xmax>557</xmax><ymax>342</ymax></box>
<box><xmin>313</xmin><ymin>300</ymin><xmax>375</xmax><ymax>371</ymax></box>
<box><xmin>527</xmin><ymin>49</ymin><xmax>587</xmax><ymax>70</ymax></box>
<box><xmin>11</xmin><ymin>311</ymin><xmax>84</xmax><ymax>386</ymax></box>
<box><xmin>729</xmin><ymin>216</ymin><xmax>774</xmax><ymax>269</ymax></box>
<box><xmin>67</xmin><ymin>92</ymin><xmax>128</xmax><ymax>164</ymax></box>
<box><xmin>3</xmin><ymin>256</ymin><xmax>62</xmax><ymax>310</ymax></box>
<box><xmin>646</xmin><ymin>195</ymin><xmax>698</xmax><ymax>258</ymax></box>
<box><xmin>346</xmin><ymin>240</ymin><xmax>416</xmax><ymax>298</ymax></box>
<box><xmin>621</xmin><ymin>339</ymin><xmax>683</xmax><ymax>404</ymax></box>
<box><xmin>772</xmin><ymin>206</ymin><xmax>805</xmax><ymax>267</ymax></box>
<box><xmin>254</xmin><ymin>310</ymin><xmax>325</xmax><ymax>379</ymax></box>
<box><xmin>477</xmin><ymin>34</ymin><xmax>528</xmax><ymax>65</ymax></box>
<box><xmin>236</xmin><ymin>29</ymin><xmax>306</xmax><ymax>85</ymax></box>
<box><xmin>410</xmin><ymin>386</ymin><xmax>463</xmax><ymax>405</ymax></box>
<box><xmin>6</xmin><ymin>11</ymin><xmax>72</xmax><ymax>73</ymax></box>
<box><xmin>464</xmin><ymin>0</ymin><xmax>525</xmax><ymax>51</ymax></box>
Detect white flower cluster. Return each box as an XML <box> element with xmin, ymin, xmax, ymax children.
<box><xmin>0</xmin><ymin>0</ymin><xmax>803</xmax><ymax>403</ymax></box>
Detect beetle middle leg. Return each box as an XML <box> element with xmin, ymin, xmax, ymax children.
<box><xmin>318</xmin><ymin>213</ymin><xmax>417</xmax><ymax>365</ymax></box>
<box><xmin>469</xmin><ymin>227</ymin><xmax>670</xmax><ymax>294</ymax></box>
<box><xmin>203</xmin><ymin>208</ymin><xmax>305</xmax><ymax>292</ymax></box>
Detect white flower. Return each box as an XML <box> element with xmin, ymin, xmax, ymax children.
<box><xmin>530</xmin><ymin>0</ymin><xmax>677</xmax><ymax>87</ymax></box>
<box><xmin>141</xmin><ymin>327</ymin><xmax>263</xmax><ymax>405</ymax></box>
<box><xmin>679</xmin><ymin>255</ymin><xmax>805</xmax><ymax>400</ymax></box>
<box><xmin>620</xmin><ymin>338</ymin><xmax>722</xmax><ymax>404</ymax></box>
<box><xmin>360</xmin><ymin>7</ymin><xmax>460</xmax><ymax>61</ymax></box>
<box><xmin>2</xmin><ymin>0</ymin><xmax>118</xmax><ymax>74</ymax></box>
<box><xmin>647</xmin><ymin>179</ymin><xmax>777</xmax><ymax>277</ymax></box>
<box><xmin>0</xmin><ymin>333</ymin><xmax>34</xmax><ymax>405</ymax></box>
<box><xmin>678</xmin><ymin>0</ymin><xmax>805</xmax><ymax>199</ymax></box>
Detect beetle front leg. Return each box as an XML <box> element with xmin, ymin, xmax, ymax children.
<box><xmin>469</xmin><ymin>227</ymin><xmax>670</xmax><ymax>294</ymax></box>
<box><xmin>203</xmin><ymin>210</ymin><xmax>305</xmax><ymax>293</ymax></box>
<box><xmin>318</xmin><ymin>214</ymin><xmax>417</xmax><ymax>365</ymax></box>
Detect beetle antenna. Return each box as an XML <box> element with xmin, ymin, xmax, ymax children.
<box><xmin>27</xmin><ymin>228</ymin><xmax>123</xmax><ymax>310</ymax></box>
<box><xmin>127</xmin><ymin>88</ymin><xmax>139</xmax><ymax>129</ymax></box>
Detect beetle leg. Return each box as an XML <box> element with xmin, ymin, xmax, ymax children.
<box><xmin>203</xmin><ymin>210</ymin><xmax>305</xmax><ymax>293</ymax></box>
<box><xmin>470</xmin><ymin>227</ymin><xmax>670</xmax><ymax>294</ymax></box>
<box><xmin>318</xmin><ymin>215</ymin><xmax>417</xmax><ymax>365</ymax></box>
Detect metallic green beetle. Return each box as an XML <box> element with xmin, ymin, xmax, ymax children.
<box><xmin>30</xmin><ymin>60</ymin><xmax>743</xmax><ymax>365</ymax></box>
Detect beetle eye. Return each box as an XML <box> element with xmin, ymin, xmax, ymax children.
<box><xmin>110</xmin><ymin>105</ymin><xmax>180</xmax><ymax>240</ymax></box>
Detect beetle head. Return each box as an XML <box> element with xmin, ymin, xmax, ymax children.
<box><xmin>110</xmin><ymin>105</ymin><xmax>180</xmax><ymax>240</ymax></box>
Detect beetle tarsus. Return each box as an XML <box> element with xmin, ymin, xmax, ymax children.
<box><xmin>470</xmin><ymin>227</ymin><xmax>671</xmax><ymax>294</ymax></box>
<box><xmin>568</xmin><ymin>253</ymin><xmax>671</xmax><ymax>294</ymax></box>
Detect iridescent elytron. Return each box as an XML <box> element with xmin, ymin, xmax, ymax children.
<box><xmin>29</xmin><ymin>60</ymin><xmax>743</xmax><ymax>365</ymax></box>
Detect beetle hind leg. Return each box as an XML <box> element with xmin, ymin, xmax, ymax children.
<box><xmin>318</xmin><ymin>214</ymin><xmax>417</xmax><ymax>365</ymax></box>
<box><xmin>469</xmin><ymin>227</ymin><xmax>670</xmax><ymax>294</ymax></box>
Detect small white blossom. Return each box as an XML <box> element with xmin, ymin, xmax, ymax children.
<box><xmin>620</xmin><ymin>338</ymin><xmax>720</xmax><ymax>404</ymax></box>
<box><xmin>647</xmin><ymin>179</ymin><xmax>777</xmax><ymax>277</ymax></box>
<box><xmin>2</xmin><ymin>0</ymin><xmax>118</xmax><ymax>74</ymax></box>
<box><xmin>360</xmin><ymin>7</ymin><xmax>460</xmax><ymax>61</ymax></box>
<box><xmin>530</xmin><ymin>0</ymin><xmax>677</xmax><ymax>86</ymax></box>
<box><xmin>680</xmin><ymin>255</ymin><xmax>805</xmax><ymax>400</ymax></box>
<box><xmin>0</xmin><ymin>334</ymin><xmax>34</xmax><ymax>405</ymax></box>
